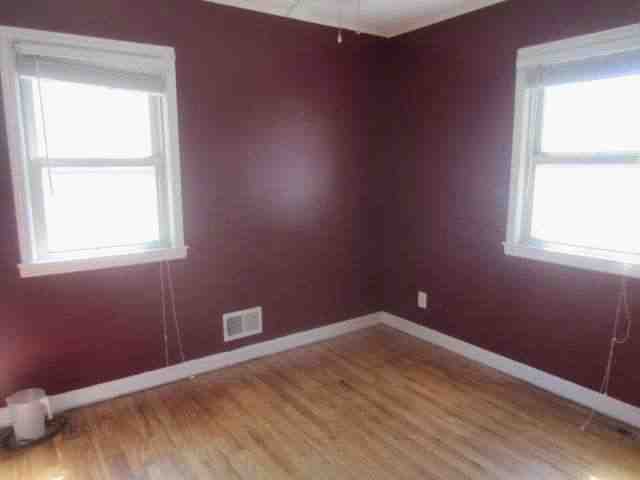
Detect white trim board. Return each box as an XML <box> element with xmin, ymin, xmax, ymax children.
<box><xmin>379</xmin><ymin>312</ymin><xmax>640</xmax><ymax>429</ymax></box>
<box><xmin>0</xmin><ymin>312</ymin><xmax>380</xmax><ymax>427</ymax></box>
<box><xmin>3</xmin><ymin>311</ymin><xmax>639</xmax><ymax>430</ymax></box>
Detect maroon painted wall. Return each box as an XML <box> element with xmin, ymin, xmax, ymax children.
<box><xmin>381</xmin><ymin>0</ymin><xmax>640</xmax><ymax>408</ymax></box>
<box><xmin>2</xmin><ymin>0</ymin><xmax>640</xmax><ymax>412</ymax></box>
<box><xmin>0</xmin><ymin>0</ymin><xmax>384</xmax><ymax>399</ymax></box>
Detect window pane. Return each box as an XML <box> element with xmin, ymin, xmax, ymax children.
<box><xmin>541</xmin><ymin>75</ymin><xmax>640</xmax><ymax>154</ymax></box>
<box><xmin>42</xmin><ymin>167</ymin><xmax>161</xmax><ymax>253</ymax></box>
<box><xmin>530</xmin><ymin>164</ymin><xmax>640</xmax><ymax>254</ymax></box>
<box><xmin>31</xmin><ymin>78</ymin><xmax>154</xmax><ymax>159</ymax></box>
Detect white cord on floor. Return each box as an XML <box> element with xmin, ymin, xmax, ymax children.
<box><xmin>581</xmin><ymin>275</ymin><xmax>633</xmax><ymax>431</ymax></box>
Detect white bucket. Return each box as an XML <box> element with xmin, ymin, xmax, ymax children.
<box><xmin>6</xmin><ymin>388</ymin><xmax>53</xmax><ymax>441</ymax></box>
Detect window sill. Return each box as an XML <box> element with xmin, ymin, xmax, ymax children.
<box><xmin>503</xmin><ymin>242</ymin><xmax>640</xmax><ymax>279</ymax></box>
<box><xmin>18</xmin><ymin>246</ymin><xmax>188</xmax><ymax>278</ymax></box>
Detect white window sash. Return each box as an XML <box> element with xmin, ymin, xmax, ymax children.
<box><xmin>29</xmin><ymin>163</ymin><xmax>171</xmax><ymax>261</ymax></box>
<box><xmin>519</xmin><ymin>88</ymin><xmax>640</xmax><ymax>248</ymax></box>
<box><xmin>21</xmin><ymin>91</ymin><xmax>170</xmax><ymax>261</ymax></box>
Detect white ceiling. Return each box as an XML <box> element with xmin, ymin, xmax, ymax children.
<box><xmin>204</xmin><ymin>0</ymin><xmax>507</xmax><ymax>38</ymax></box>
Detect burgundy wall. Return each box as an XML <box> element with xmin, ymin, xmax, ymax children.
<box><xmin>0</xmin><ymin>0</ymin><xmax>384</xmax><ymax>399</ymax></box>
<box><xmin>381</xmin><ymin>0</ymin><xmax>640</xmax><ymax>408</ymax></box>
<box><xmin>2</xmin><ymin>0</ymin><xmax>640</xmax><ymax>411</ymax></box>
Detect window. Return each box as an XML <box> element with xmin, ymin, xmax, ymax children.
<box><xmin>505</xmin><ymin>24</ymin><xmax>640</xmax><ymax>278</ymax></box>
<box><xmin>0</xmin><ymin>27</ymin><xmax>186</xmax><ymax>277</ymax></box>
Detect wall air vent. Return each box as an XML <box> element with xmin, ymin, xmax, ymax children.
<box><xmin>223</xmin><ymin>306</ymin><xmax>263</xmax><ymax>342</ymax></box>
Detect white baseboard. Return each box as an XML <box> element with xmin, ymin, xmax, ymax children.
<box><xmin>0</xmin><ymin>312</ymin><xmax>380</xmax><ymax>427</ymax></box>
<box><xmin>4</xmin><ymin>311</ymin><xmax>639</xmax><ymax>431</ymax></box>
<box><xmin>380</xmin><ymin>312</ymin><xmax>640</xmax><ymax>429</ymax></box>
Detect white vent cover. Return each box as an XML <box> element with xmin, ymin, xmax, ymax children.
<box><xmin>223</xmin><ymin>306</ymin><xmax>263</xmax><ymax>342</ymax></box>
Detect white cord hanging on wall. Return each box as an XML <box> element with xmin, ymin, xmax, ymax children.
<box><xmin>337</xmin><ymin>0</ymin><xmax>344</xmax><ymax>44</ymax></box>
<box><xmin>34</xmin><ymin>58</ymin><xmax>55</xmax><ymax>194</ymax></box>
<box><xmin>581</xmin><ymin>275</ymin><xmax>633</xmax><ymax>431</ymax></box>
<box><xmin>159</xmin><ymin>261</ymin><xmax>187</xmax><ymax>368</ymax></box>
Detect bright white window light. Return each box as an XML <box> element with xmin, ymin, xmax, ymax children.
<box><xmin>24</xmin><ymin>77</ymin><xmax>165</xmax><ymax>258</ymax></box>
<box><xmin>28</xmin><ymin>78</ymin><xmax>162</xmax><ymax>255</ymax></box>
<box><xmin>530</xmin><ymin>75</ymin><xmax>640</xmax><ymax>255</ymax></box>
<box><xmin>541</xmin><ymin>75</ymin><xmax>640</xmax><ymax>154</ymax></box>
<box><xmin>43</xmin><ymin>167</ymin><xmax>161</xmax><ymax>253</ymax></box>
<box><xmin>531</xmin><ymin>164</ymin><xmax>640</xmax><ymax>254</ymax></box>
<box><xmin>32</xmin><ymin>79</ymin><xmax>154</xmax><ymax>159</ymax></box>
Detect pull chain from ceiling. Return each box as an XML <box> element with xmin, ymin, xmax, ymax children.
<box><xmin>287</xmin><ymin>0</ymin><xmax>362</xmax><ymax>45</ymax></box>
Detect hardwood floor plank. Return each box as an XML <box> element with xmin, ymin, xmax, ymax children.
<box><xmin>1</xmin><ymin>325</ymin><xmax>639</xmax><ymax>479</ymax></box>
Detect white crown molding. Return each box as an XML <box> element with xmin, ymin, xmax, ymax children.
<box><xmin>381</xmin><ymin>0</ymin><xmax>507</xmax><ymax>38</ymax></box>
<box><xmin>202</xmin><ymin>0</ymin><xmax>508</xmax><ymax>39</ymax></box>
<box><xmin>202</xmin><ymin>0</ymin><xmax>390</xmax><ymax>37</ymax></box>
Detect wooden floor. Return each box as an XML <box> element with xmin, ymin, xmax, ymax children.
<box><xmin>2</xmin><ymin>325</ymin><xmax>639</xmax><ymax>479</ymax></box>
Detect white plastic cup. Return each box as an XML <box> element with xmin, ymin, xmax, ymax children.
<box><xmin>6</xmin><ymin>388</ymin><xmax>53</xmax><ymax>441</ymax></box>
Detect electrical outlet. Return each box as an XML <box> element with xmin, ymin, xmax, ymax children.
<box><xmin>418</xmin><ymin>291</ymin><xmax>428</xmax><ymax>310</ymax></box>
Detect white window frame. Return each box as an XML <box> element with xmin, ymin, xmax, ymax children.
<box><xmin>0</xmin><ymin>26</ymin><xmax>187</xmax><ymax>277</ymax></box>
<box><xmin>505</xmin><ymin>23</ymin><xmax>640</xmax><ymax>279</ymax></box>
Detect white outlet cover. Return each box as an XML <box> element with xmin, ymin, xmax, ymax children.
<box><xmin>418</xmin><ymin>291</ymin><xmax>428</xmax><ymax>309</ymax></box>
